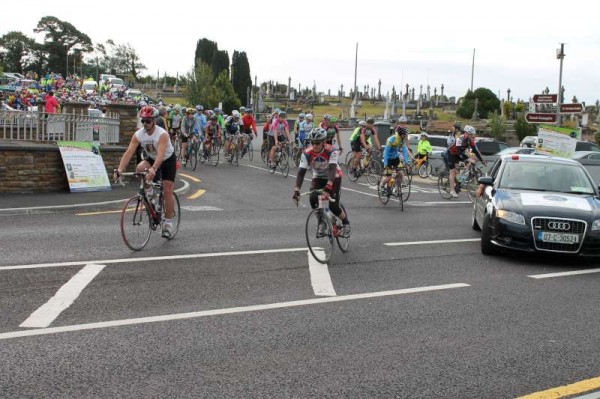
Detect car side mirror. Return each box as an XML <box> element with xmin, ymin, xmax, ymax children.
<box><xmin>478</xmin><ymin>176</ymin><xmax>494</xmax><ymax>185</ymax></box>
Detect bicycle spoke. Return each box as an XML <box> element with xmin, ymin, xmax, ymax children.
<box><xmin>120</xmin><ymin>196</ymin><xmax>152</xmax><ymax>251</ymax></box>
<box><xmin>305</xmin><ymin>209</ymin><xmax>334</xmax><ymax>264</ymax></box>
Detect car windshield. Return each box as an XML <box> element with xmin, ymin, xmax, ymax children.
<box><xmin>499</xmin><ymin>161</ymin><xmax>595</xmax><ymax>194</ymax></box>
<box><xmin>110</xmin><ymin>78</ymin><xmax>124</xmax><ymax>85</ymax></box>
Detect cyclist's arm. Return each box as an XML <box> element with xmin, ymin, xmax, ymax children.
<box><xmin>373</xmin><ymin>134</ymin><xmax>381</xmax><ymax>150</ymax></box>
<box><xmin>470</xmin><ymin>142</ymin><xmax>485</xmax><ymax>163</ymax></box>
<box><xmin>116</xmin><ymin>134</ymin><xmax>140</xmax><ymax>173</ymax></box>
<box><xmin>294</xmin><ymin>166</ymin><xmax>308</xmax><ymax>191</ymax></box>
<box><xmin>359</xmin><ymin>130</ymin><xmax>368</xmax><ymax>148</ymax></box>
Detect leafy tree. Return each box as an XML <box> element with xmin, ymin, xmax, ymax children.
<box><xmin>195</xmin><ymin>38</ymin><xmax>218</xmax><ymax>69</ymax></box>
<box><xmin>211</xmin><ymin>50</ymin><xmax>229</xmax><ymax>80</ymax></box>
<box><xmin>0</xmin><ymin>31</ymin><xmax>37</xmax><ymax>73</ymax></box>
<box><xmin>456</xmin><ymin>88</ymin><xmax>500</xmax><ymax>119</ymax></box>
<box><xmin>231</xmin><ymin>50</ymin><xmax>252</xmax><ymax>107</ymax></box>
<box><xmin>113</xmin><ymin>43</ymin><xmax>145</xmax><ymax>79</ymax></box>
<box><xmin>489</xmin><ymin>111</ymin><xmax>506</xmax><ymax>140</ymax></box>
<box><xmin>34</xmin><ymin>16</ymin><xmax>93</xmax><ymax>76</ymax></box>
<box><xmin>185</xmin><ymin>62</ymin><xmax>216</xmax><ymax>108</ymax></box>
<box><xmin>213</xmin><ymin>70</ymin><xmax>241</xmax><ymax>113</ymax></box>
<box><xmin>514</xmin><ymin>114</ymin><xmax>538</xmax><ymax>141</ymax></box>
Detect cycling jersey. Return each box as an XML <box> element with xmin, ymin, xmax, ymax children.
<box><xmin>383</xmin><ymin>133</ymin><xmax>409</xmax><ymax>166</ymax></box>
<box><xmin>448</xmin><ymin>133</ymin><xmax>484</xmax><ymax>161</ymax></box>
<box><xmin>298</xmin><ymin>120</ymin><xmax>313</xmax><ymax>144</ymax></box>
<box><xmin>417</xmin><ymin>139</ymin><xmax>432</xmax><ymax>155</ymax></box>
<box><xmin>299</xmin><ymin>144</ymin><xmax>342</xmax><ymax>179</ymax></box>
<box><xmin>205</xmin><ymin>121</ymin><xmax>220</xmax><ymax>137</ymax></box>
<box><xmin>134</xmin><ymin>125</ymin><xmax>174</xmax><ymax>161</ymax></box>
<box><xmin>350</xmin><ymin>126</ymin><xmax>376</xmax><ymax>143</ymax></box>
<box><xmin>241</xmin><ymin>114</ymin><xmax>257</xmax><ymax>134</ymax></box>
<box><xmin>271</xmin><ymin>119</ymin><xmax>289</xmax><ymax>137</ymax></box>
<box><xmin>225</xmin><ymin>117</ymin><xmax>241</xmax><ymax>135</ymax></box>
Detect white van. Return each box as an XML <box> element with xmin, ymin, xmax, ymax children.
<box><xmin>81</xmin><ymin>81</ymin><xmax>98</xmax><ymax>94</ymax></box>
<box><xmin>107</xmin><ymin>77</ymin><xmax>125</xmax><ymax>90</ymax></box>
<box><xmin>98</xmin><ymin>74</ymin><xmax>116</xmax><ymax>86</ymax></box>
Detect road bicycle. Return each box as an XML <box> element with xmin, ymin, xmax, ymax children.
<box><xmin>345</xmin><ymin>148</ymin><xmax>382</xmax><ymax>186</ymax></box>
<box><xmin>269</xmin><ymin>141</ymin><xmax>290</xmax><ymax>177</ymax></box>
<box><xmin>239</xmin><ymin>133</ymin><xmax>254</xmax><ymax>162</ymax></box>
<box><xmin>187</xmin><ymin>135</ymin><xmax>201</xmax><ymax>171</ymax></box>
<box><xmin>377</xmin><ymin>164</ymin><xmax>412</xmax><ymax>211</ymax></box>
<box><xmin>200</xmin><ymin>137</ymin><xmax>220</xmax><ymax>167</ymax></box>
<box><xmin>117</xmin><ymin>170</ymin><xmax>181</xmax><ymax>251</ymax></box>
<box><xmin>225</xmin><ymin>133</ymin><xmax>241</xmax><ymax>167</ymax></box>
<box><xmin>409</xmin><ymin>153</ymin><xmax>433</xmax><ymax>178</ymax></box>
<box><xmin>292</xmin><ymin>138</ymin><xmax>310</xmax><ymax>167</ymax></box>
<box><xmin>296</xmin><ymin>189</ymin><xmax>350</xmax><ymax>264</ymax></box>
<box><xmin>438</xmin><ymin>162</ymin><xmax>484</xmax><ymax>202</ymax></box>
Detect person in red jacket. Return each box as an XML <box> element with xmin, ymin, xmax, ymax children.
<box><xmin>44</xmin><ymin>91</ymin><xmax>59</xmax><ymax>114</ymax></box>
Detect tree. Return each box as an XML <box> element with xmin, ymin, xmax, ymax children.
<box><xmin>514</xmin><ymin>114</ymin><xmax>538</xmax><ymax>141</ymax></box>
<box><xmin>195</xmin><ymin>38</ymin><xmax>218</xmax><ymax>69</ymax></box>
<box><xmin>213</xmin><ymin>70</ymin><xmax>241</xmax><ymax>113</ymax></box>
<box><xmin>185</xmin><ymin>62</ymin><xmax>217</xmax><ymax>108</ymax></box>
<box><xmin>0</xmin><ymin>31</ymin><xmax>37</xmax><ymax>73</ymax></box>
<box><xmin>489</xmin><ymin>111</ymin><xmax>506</xmax><ymax>140</ymax></box>
<box><xmin>211</xmin><ymin>50</ymin><xmax>229</xmax><ymax>81</ymax></box>
<box><xmin>456</xmin><ymin>88</ymin><xmax>500</xmax><ymax>119</ymax></box>
<box><xmin>113</xmin><ymin>43</ymin><xmax>146</xmax><ymax>80</ymax></box>
<box><xmin>34</xmin><ymin>16</ymin><xmax>93</xmax><ymax>76</ymax></box>
<box><xmin>231</xmin><ymin>50</ymin><xmax>252</xmax><ymax>107</ymax></box>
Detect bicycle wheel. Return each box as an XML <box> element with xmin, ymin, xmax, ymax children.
<box><xmin>366</xmin><ymin>159</ymin><xmax>382</xmax><ymax>186</ymax></box>
<box><xmin>305</xmin><ymin>209</ymin><xmax>334</xmax><ymax>264</ymax></box>
<box><xmin>247</xmin><ymin>141</ymin><xmax>254</xmax><ymax>162</ymax></box>
<box><xmin>120</xmin><ymin>196</ymin><xmax>152</xmax><ymax>251</ymax></box>
<box><xmin>466</xmin><ymin>170</ymin><xmax>482</xmax><ymax>203</ymax></box>
<box><xmin>161</xmin><ymin>192</ymin><xmax>181</xmax><ymax>239</ymax></box>
<box><xmin>191</xmin><ymin>142</ymin><xmax>199</xmax><ymax>171</ymax></box>
<box><xmin>344</xmin><ymin>151</ymin><xmax>353</xmax><ymax>169</ymax></box>
<box><xmin>418</xmin><ymin>161</ymin><xmax>432</xmax><ymax>178</ymax></box>
<box><xmin>279</xmin><ymin>151</ymin><xmax>289</xmax><ymax>177</ymax></box>
<box><xmin>233</xmin><ymin>143</ymin><xmax>240</xmax><ymax>167</ymax></box>
<box><xmin>396</xmin><ymin>178</ymin><xmax>404</xmax><ymax>211</ymax></box>
<box><xmin>261</xmin><ymin>142</ymin><xmax>268</xmax><ymax>164</ymax></box>
<box><xmin>335</xmin><ymin>204</ymin><xmax>350</xmax><ymax>252</ymax></box>
<box><xmin>400</xmin><ymin>170</ymin><xmax>412</xmax><ymax>202</ymax></box>
<box><xmin>429</xmin><ymin>158</ymin><xmax>446</xmax><ymax>180</ymax></box>
<box><xmin>211</xmin><ymin>143</ymin><xmax>220</xmax><ymax>166</ymax></box>
<box><xmin>438</xmin><ymin>171</ymin><xmax>453</xmax><ymax>199</ymax></box>
<box><xmin>377</xmin><ymin>175</ymin><xmax>391</xmax><ymax>205</ymax></box>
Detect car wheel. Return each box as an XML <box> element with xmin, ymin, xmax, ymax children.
<box><xmin>471</xmin><ymin>205</ymin><xmax>481</xmax><ymax>231</ymax></box>
<box><xmin>481</xmin><ymin>215</ymin><xmax>497</xmax><ymax>256</ymax></box>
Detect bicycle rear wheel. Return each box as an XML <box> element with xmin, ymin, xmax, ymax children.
<box><xmin>366</xmin><ymin>159</ymin><xmax>382</xmax><ymax>186</ymax></box>
<box><xmin>400</xmin><ymin>170</ymin><xmax>412</xmax><ymax>202</ymax></box>
<box><xmin>247</xmin><ymin>141</ymin><xmax>254</xmax><ymax>162</ymax></box>
<box><xmin>418</xmin><ymin>161</ymin><xmax>432</xmax><ymax>178</ymax></box>
<box><xmin>438</xmin><ymin>172</ymin><xmax>453</xmax><ymax>199</ymax></box>
<box><xmin>233</xmin><ymin>144</ymin><xmax>240</xmax><ymax>167</ymax></box>
<box><xmin>120</xmin><ymin>196</ymin><xmax>152</xmax><ymax>251</ymax></box>
<box><xmin>161</xmin><ymin>192</ymin><xmax>181</xmax><ymax>239</ymax></box>
<box><xmin>305</xmin><ymin>209</ymin><xmax>334</xmax><ymax>264</ymax></box>
<box><xmin>211</xmin><ymin>143</ymin><xmax>220</xmax><ymax>166</ymax></box>
<box><xmin>279</xmin><ymin>151</ymin><xmax>289</xmax><ymax>177</ymax></box>
<box><xmin>377</xmin><ymin>175</ymin><xmax>391</xmax><ymax>205</ymax></box>
<box><xmin>191</xmin><ymin>142</ymin><xmax>199</xmax><ymax>171</ymax></box>
<box><xmin>261</xmin><ymin>142</ymin><xmax>268</xmax><ymax>164</ymax></box>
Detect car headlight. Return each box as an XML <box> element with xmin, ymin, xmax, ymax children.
<box><xmin>592</xmin><ymin>220</ymin><xmax>600</xmax><ymax>231</ymax></box>
<box><xmin>496</xmin><ymin>209</ymin><xmax>525</xmax><ymax>225</ymax></box>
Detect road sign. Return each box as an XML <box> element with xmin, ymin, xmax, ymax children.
<box><xmin>525</xmin><ymin>113</ymin><xmax>557</xmax><ymax>123</ymax></box>
<box><xmin>560</xmin><ymin>103</ymin><xmax>583</xmax><ymax>113</ymax></box>
<box><xmin>533</xmin><ymin>94</ymin><xmax>558</xmax><ymax>103</ymax></box>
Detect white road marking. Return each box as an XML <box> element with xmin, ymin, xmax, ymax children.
<box><xmin>20</xmin><ymin>264</ymin><xmax>105</xmax><ymax>328</ymax></box>
<box><xmin>385</xmin><ymin>238</ymin><xmax>480</xmax><ymax>246</ymax></box>
<box><xmin>0</xmin><ymin>283</ymin><xmax>470</xmax><ymax>340</ymax></box>
<box><xmin>308</xmin><ymin>251</ymin><xmax>337</xmax><ymax>296</ymax></box>
<box><xmin>0</xmin><ymin>247</ymin><xmax>310</xmax><ymax>271</ymax></box>
<box><xmin>181</xmin><ymin>205</ymin><xmax>222</xmax><ymax>211</ymax></box>
<box><xmin>528</xmin><ymin>268</ymin><xmax>600</xmax><ymax>279</ymax></box>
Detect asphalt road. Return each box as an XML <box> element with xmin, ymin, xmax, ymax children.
<box><xmin>1</xmin><ymin>154</ymin><xmax>599</xmax><ymax>398</ymax></box>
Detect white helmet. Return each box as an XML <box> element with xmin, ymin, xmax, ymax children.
<box><xmin>305</xmin><ymin>113</ymin><xmax>313</xmax><ymax>120</ymax></box>
<box><xmin>464</xmin><ymin>125</ymin><xmax>476</xmax><ymax>136</ymax></box>
<box><xmin>420</xmin><ymin>132</ymin><xmax>429</xmax><ymax>138</ymax></box>
<box><xmin>358</xmin><ymin>120</ymin><xmax>367</xmax><ymax>127</ymax></box>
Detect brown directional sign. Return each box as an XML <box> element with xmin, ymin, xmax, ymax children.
<box><xmin>525</xmin><ymin>113</ymin><xmax>557</xmax><ymax>123</ymax></box>
<box><xmin>560</xmin><ymin>103</ymin><xmax>583</xmax><ymax>113</ymax></box>
<box><xmin>533</xmin><ymin>94</ymin><xmax>558</xmax><ymax>103</ymax></box>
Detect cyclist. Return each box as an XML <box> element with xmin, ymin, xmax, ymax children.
<box><xmin>269</xmin><ymin>111</ymin><xmax>291</xmax><ymax>167</ymax></box>
<box><xmin>379</xmin><ymin>126</ymin><xmax>411</xmax><ymax>192</ymax></box>
<box><xmin>298</xmin><ymin>113</ymin><xmax>314</xmax><ymax>149</ymax></box>
<box><xmin>446</xmin><ymin>124</ymin><xmax>485</xmax><ymax>198</ymax></box>
<box><xmin>416</xmin><ymin>132</ymin><xmax>432</xmax><ymax>162</ymax></box>
<box><xmin>213</xmin><ymin>107</ymin><xmax>225</xmax><ymax>129</ymax></box>
<box><xmin>241</xmin><ymin>108</ymin><xmax>257</xmax><ymax>157</ymax></box>
<box><xmin>179</xmin><ymin>108</ymin><xmax>196</xmax><ymax>166</ymax></box>
<box><xmin>114</xmin><ymin>106</ymin><xmax>177</xmax><ymax>238</ymax></box>
<box><xmin>224</xmin><ymin>110</ymin><xmax>242</xmax><ymax>158</ymax></box>
<box><xmin>349</xmin><ymin>118</ymin><xmax>382</xmax><ymax>174</ymax></box>
<box><xmin>204</xmin><ymin>114</ymin><xmax>222</xmax><ymax>157</ymax></box>
<box><xmin>320</xmin><ymin>115</ymin><xmax>343</xmax><ymax>153</ymax></box>
<box><xmin>293</xmin><ymin>113</ymin><xmax>305</xmax><ymax>146</ymax></box>
<box><xmin>194</xmin><ymin>105</ymin><xmax>207</xmax><ymax>137</ymax></box>
<box><xmin>293</xmin><ymin>128</ymin><xmax>351</xmax><ymax>237</ymax></box>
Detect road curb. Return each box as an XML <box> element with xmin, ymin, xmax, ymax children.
<box><xmin>0</xmin><ymin>179</ymin><xmax>191</xmax><ymax>216</ymax></box>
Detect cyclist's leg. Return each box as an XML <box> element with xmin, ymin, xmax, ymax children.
<box><xmin>160</xmin><ymin>154</ymin><xmax>177</xmax><ymax>219</ymax></box>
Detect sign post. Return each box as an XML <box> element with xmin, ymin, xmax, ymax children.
<box><xmin>559</xmin><ymin>103</ymin><xmax>583</xmax><ymax>113</ymax></box>
<box><xmin>525</xmin><ymin>113</ymin><xmax>557</xmax><ymax>123</ymax></box>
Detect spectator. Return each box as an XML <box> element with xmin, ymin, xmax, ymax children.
<box><xmin>44</xmin><ymin>91</ymin><xmax>59</xmax><ymax>114</ymax></box>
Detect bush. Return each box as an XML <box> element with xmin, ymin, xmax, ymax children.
<box><xmin>489</xmin><ymin>111</ymin><xmax>506</xmax><ymax>140</ymax></box>
<box><xmin>514</xmin><ymin>115</ymin><xmax>538</xmax><ymax>141</ymax></box>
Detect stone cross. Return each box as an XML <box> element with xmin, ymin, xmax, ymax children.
<box><xmin>427</xmin><ymin>84</ymin><xmax>430</xmax><ymax>100</ymax></box>
<box><xmin>287</xmin><ymin>77</ymin><xmax>291</xmax><ymax>96</ymax></box>
<box><xmin>411</xmin><ymin>87</ymin><xmax>415</xmax><ymax>101</ymax></box>
<box><xmin>507</xmin><ymin>88</ymin><xmax>511</xmax><ymax>102</ymax></box>
<box><xmin>378</xmin><ymin>79</ymin><xmax>382</xmax><ymax>100</ymax></box>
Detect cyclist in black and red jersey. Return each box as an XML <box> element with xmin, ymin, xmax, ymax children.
<box><xmin>446</xmin><ymin>124</ymin><xmax>486</xmax><ymax>197</ymax></box>
<box><xmin>293</xmin><ymin>128</ymin><xmax>351</xmax><ymax>237</ymax></box>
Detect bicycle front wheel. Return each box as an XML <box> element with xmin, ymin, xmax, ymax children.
<box><xmin>211</xmin><ymin>143</ymin><xmax>220</xmax><ymax>166</ymax></box>
<box><xmin>120</xmin><ymin>196</ymin><xmax>152</xmax><ymax>251</ymax></box>
<box><xmin>400</xmin><ymin>170</ymin><xmax>412</xmax><ymax>202</ymax></box>
<box><xmin>247</xmin><ymin>141</ymin><xmax>254</xmax><ymax>162</ymax></box>
<box><xmin>191</xmin><ymin>142</ymin><xmax>199</xmax><ymax>171</ymax></box>
<box><xmin>466</xmin><ymin>170</ymin><xmax>482</xmax><ymax>203</ymax></box>
<box><xmin>377</xmin><ymin>175</ymin><xmax>391</xmax><ymax>205</ymax></box>
<box><xmin>279</xmin><ymin>151</ymin><xmax>289</xmax><ymax>177</ymax></box>
<box><xmin>305</xmin><ymin>209</ymin><xmax>334</xmax><ymax>264</ymax></box>
<box><xmin>161</xmin><ymin>192</ymin><xmax>181</xmax><ymax>239</ymax></box>
<box><xmin>438</xmin><ymin>172</ymin><xmax>453</xmax><ymax>199</ymax></box>
<box><xmin>396</xmin><ymin>178</ymin><xmax>404</xmax><ymax>211</ymax></box>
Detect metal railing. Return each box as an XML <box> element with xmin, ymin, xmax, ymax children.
<box><xmin>0</xmin><ymin>110</ymin><xmax>120</xmax><ymax>143</ymax></box>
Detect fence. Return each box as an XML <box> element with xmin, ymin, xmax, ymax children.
<box><xmin>0</xmin><ymin>110</ymin><xmax>120</xmax><ymax>143</ymax></box>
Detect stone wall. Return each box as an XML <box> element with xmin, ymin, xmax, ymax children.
<box><xmin>0</xmin><ymin>103</ymin><xmax>139</xmax><ymax>193</ymax></box>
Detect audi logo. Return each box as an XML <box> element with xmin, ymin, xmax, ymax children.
<box><xmin>548</xmin><ymin>221</ymin><xmax>571</xmax><ymax>231</ymax></box>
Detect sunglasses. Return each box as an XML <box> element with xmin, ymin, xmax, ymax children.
<box><xmin>141</xmin><ymin>118</ymin><xmax>153</xmax><ymax>124</ymax></box>
<box><xmin>312</xmin><ymin>140</ymin><xmax>324</xmax><ymax>145</ymax></box>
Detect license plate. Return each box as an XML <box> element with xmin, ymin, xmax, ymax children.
<box><xmin>537</xmin><ymin>231</ymin><xmax>579</xmax><ymax>244</ymax></box>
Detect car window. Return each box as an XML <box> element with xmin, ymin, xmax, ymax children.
<box><xmin>429</xmin><ymin>137</ymin><xmax>448</xmax><ymax>147</ymax></box>
<box><xmin>575</xmin><ymin>142</ymin><xmax>600</xmax><ymax>152</ymax></box>
<box><xmin>488</xmin><ymin>158</ymin><xmax>502</xmax><ymax>180</ymax></box>
<box><xmin>499</xmin><ymin>161</ymin><xmax>594</xmax><ymax>193</ymax></box>
<box><xmin>476</xmin><ymin>141</ymin><xmax>500</xmax><ymax>155</ymax></box>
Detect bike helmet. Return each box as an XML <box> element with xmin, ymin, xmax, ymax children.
<box><xmin>213</xmin><ymin>107</ymin><xmax>221</xmax><ymax>113</ymax></box>
<box><xmin>464</xmin><ymin>125</ymin><xmax>476</xmax><ymax>136</ymax></box>
<box><xmin>299</xmin><ymin>113</ymin><xmax>305</xmax><ymax>119</ymax></box>
<box><xmin>308</xmin><ymin>127</ymin><xmax>328</xmax><ymax>142</ymax></box>
<box><xmin>330</xmin><ymin>116</ymin><xmax>338</xmax><ymax>123</ymax></box>
<box><xmin>210</xmin><ymin>114</ymin><xmax>218</xmax><ymax>121</ymax></box>
<box><xmin>187</xmin><ymin>107</ymin><xmax>195</xmax><ymax>114</ymax></box>
<box><xmin>420</xmin><ymin>132</ymin><xmax>429</xmax><ymax>138</ymax></box>
<box><xmin>305</xmin><ymin>113</ymin><xmax>313</xmax><ymax>120</ymax></box>
<box><xmin>139</xmin><ymin>106</ymin><xmax>154</xmax><ymax>118</ymax></box>
<box><xmin>453</xmin><ymin>121</ymin><xmax>461</xmax><ymax>129</ymax></box>
<box><xmin>195</xmin><ymin>105</ymin><xmax>204</xmax><ymax>111</ymax></box>
<box><xmin>358</xmin><ymin>120</ymin><xmax>367</xmax><ymax>127</ymax></box>
<box><xmin>278</xmin><ymin>111</ymin><xmax>286</xmax><ymax>117</ymax></box>
<box><xmin>366</xmin><ymin>118</ymin><xmax>375</xmax><ymax>124</ymax></box>
<box><xmin>240</xmin><ymin>106</ymin><xmax>247</xmax><ymax>113</ymax></box>
<box><xmin>396</xmin><ymin>126</ymin><xmax>409</xmax><ymax>136</ymax></box>
<box><xmin>323</xmin><ymin>114</ymin><xmax>331</xmax><ymax>120</ymax></box>
<box><xmin>246</xmin><ymin>108</ymin><xmax>253</xmax><ymax>113</ymax></box>
<box><xmin>232</xmin><ymin>110</ymin><xmax>241</xmax><ymax>118</ymax></box>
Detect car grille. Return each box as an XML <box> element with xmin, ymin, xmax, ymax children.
<box><xmin>531</xmin><ymin>217</ymin><xmax>586</xmax><ymax>253</ymax></box>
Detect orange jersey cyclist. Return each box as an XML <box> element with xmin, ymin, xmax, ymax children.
<box><xmin>293</xmin><ymin>128</ymin><xmax>351</xmax><ymax>237</ymax></box>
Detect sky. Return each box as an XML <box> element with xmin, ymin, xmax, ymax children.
<box><xmin>2</xmin><ymin>0</ymin><xmax>600</xmax><ymax>105</ymax></box>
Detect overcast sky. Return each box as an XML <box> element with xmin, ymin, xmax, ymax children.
<box><xmin>3</xmin><ymin>0</ymin><xmax>599</xmax><ymax>105</ymax></box>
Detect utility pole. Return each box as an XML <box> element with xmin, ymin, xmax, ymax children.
<box><xmin>556</xmin><ymin>43</ymin><xmax>565</xmax><ymax>126</ymax></box>
<box><xmin>353</xmin><ymin>42</ymin><xmax>358</xmax><ymax>104</ymax></box>
<box><xmin>470</xmin><ymin>48</ymin><xmax>475</xmax><ymax>92</ymax></box>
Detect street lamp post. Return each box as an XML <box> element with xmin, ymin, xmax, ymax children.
<box><xmin>556</xmin><ymin>43</ymin><xmax>565</xmax><ymax>126</ymax></box>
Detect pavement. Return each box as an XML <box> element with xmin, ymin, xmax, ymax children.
<box><xmin>0</xmin><ymin>178</ymin><xmax>190</xmax><ymax>216</ymax></box>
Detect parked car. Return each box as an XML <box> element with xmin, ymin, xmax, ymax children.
<box><xmin>472</xmin><ymin>154</ymin><xmax>600</xmax><ymax>256</ymax></box>
<box><xmin>575</xmin><ymin>141</ymin><xmax>600</xmax><ymax>152</ymax></box>
<box><xmin>520</xmin><ymin>136</ymin><xmax>537</xmax><ymax>148</ymax></box>
<box><xmin>495</xmin><ymin>147</ymin><xmax>538</xmax><ymax>156</ymax></box>
<box><xmin>106</xmin><ymin>77</ymin><xmax>126</xmax><ymax>90</ymax></box>
<box><xmin>475</xmin><ymin>138</ymin><xmax>509</xmax><ymax>156</ymax></box>
<box><xmin>407</xmin><ymin>133</ymin><xmax>448</xmax><ymax>154</ymax></box>
<box><xmin>81</xmin><ymin>80</ymin><xmax>97</xmax><ymax>94</ymax></box>
<box><xmin>572</xmin><ymin>151</ymin><xmax>600</xmax><ymax>186</ymax></box>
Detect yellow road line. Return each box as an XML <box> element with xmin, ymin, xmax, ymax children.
<box><xmin>76</xmin><ymin>208</ymin><xmax>136</xmax><ymax>216</ymax></box>
<box><xmin>517</xmin><ymin>376</ymin><xmax>600</xmax><ymax>399</ymax></box>
<box><xmin>178</xmin><ymin>173</ymin><xmax>201</xmax><ymax>183</ymax></box>
<box><xmin>187</xmin><ymin>189</ymin><xmax>206</xmax><ymax>199</ymax></box>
